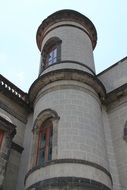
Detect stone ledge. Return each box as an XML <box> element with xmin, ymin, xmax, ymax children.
<box><xmin>105</xmin><ymin>82</ymin><xmax>127</xmax><ymax>105</ymax></box>
<box><xmin>29</xmin><ymin>69</ymin><xmax>106</xmax><ymax>104</ymax></box>
<box><xmin>26</xmin><ymin>177</ymin><xmax>111</xmax><ymax>190</ymax></box>
<box><xmin>24</xmin><ymin>159</ymin><xmax>112</xmax><ymax>186</ymax></box>
<box><xmin>40</xmin><ymin>60</ymin><xmax>96</xmax><ymax>76</ymax></box>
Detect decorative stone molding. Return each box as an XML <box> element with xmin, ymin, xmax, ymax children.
<box><xmin>33</xmin><ymin>109</ymin><xmax>60</xmax><ymax>132</ymax></box>
<box><xmin>24</xmin><ymin>159</ymin><xmax>112</xmax><ymax>186</ymax></box>
<box><xmin>0</xmin><ymin>101</ymin><xmax>28</xmax><ymax>124</ymax></box>
<box><xmin>104</xmin><ymin>83</ymin><xmax>127</xmax><ymax>105</ymax></box>
<box><xmin>29</xmin><ymin>69</ymin><xmax>106</xmax><ymax>104</ymax></box>
<box><xmin>41</xmin><ymin>60</ymin><xmax>96</xmax><ymax>75</ymax></box>
<box><xmin>0</xmin><ymin>74</ymin><xmax>29</xmax><ymax>106</ymax></box>
<box><xmin>25</xmin><ymin>177</ymin><xmax>111</xmax><ymax>190</ymax></box>
<box><xmin>30</xmin><ymin>109</ymin><xmax>60</xmax><ymax>169</ymax></box>
<box><xmin>36</xmin><ymin>9</ymin><xmax>97</xmax><ymax>51</ymax></box>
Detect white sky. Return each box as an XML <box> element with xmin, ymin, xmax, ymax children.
<box><xmin>0</xmin><ymin>0</ymin><xmax>127</xmax><ymax>92</ymax></box>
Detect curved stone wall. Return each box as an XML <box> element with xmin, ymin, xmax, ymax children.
<box><xmin>26</xmin><ymin>81</ymin><xmax>111</xmax><ymax>190</ymax></box>
<box><xmin>39</xmin><ymin>22</ymin><xmax>95</xmax><ymax>75</ymax></box>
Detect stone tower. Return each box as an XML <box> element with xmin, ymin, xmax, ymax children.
<box><xmin>25</xmin><ymin>10</ymin><xmax>112</xmax><ymax>190</ymax></box>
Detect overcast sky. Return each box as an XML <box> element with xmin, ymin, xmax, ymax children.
<box><xmin>0</xmin><ymin>0</ymin><xmax>127</xmax><ymax>92</ymax></box>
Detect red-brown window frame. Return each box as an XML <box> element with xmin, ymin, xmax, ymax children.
<box><xmin>36</xmin><ymin>120</ymin><xmax>53</xmax><ymax>165</ymax></box>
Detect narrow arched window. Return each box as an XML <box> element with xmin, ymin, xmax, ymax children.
<box><xmin>39</xmin><ymin>37</ymin><xmax>62</xmax><ymax>74</ymax></box>
<box><xmin>36</xmin><ymin>119</ymin><xmax>53</xmax><ymax>165</ymax></box>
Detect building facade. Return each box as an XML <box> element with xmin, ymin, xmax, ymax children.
<box><xmin>0</xmin><ymin>9</ymin><xmax>127</xmax><ymax>190</ymax></box>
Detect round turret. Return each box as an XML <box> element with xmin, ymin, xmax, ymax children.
<box><xmin>37</xmin><ymin>9</ymin><xmax>97</xmax><ymax>76</ymax></box>
<box><xmin>26</xmin><ymin>10</ymin><xmax>112</xmax><ymax>190</ymax></box>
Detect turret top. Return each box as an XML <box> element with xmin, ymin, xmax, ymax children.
<box><xmin>36</xmin><ymin>9</ymin><xmax>97</xmax><ymax>51</ymax></box>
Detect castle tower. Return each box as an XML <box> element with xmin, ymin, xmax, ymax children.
<box><xmin>25</xmin><ymin>10</ymin><xmax>112</xmax><ymax>190</ymax></box>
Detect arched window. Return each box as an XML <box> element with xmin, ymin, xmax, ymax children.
<box><xmin>39</xmin><ymin>37</ymin><xmax>62</xmax><ymax>74</ymax></box>
<box><xmin>31</xmin><ymin>109</ymin><xmax>60</xmax><ymax>168</ymax></box>
<box><xmin>36</xmin><ymin>119</ymin><xmax>53</xmax><ymax>165</ymax></box>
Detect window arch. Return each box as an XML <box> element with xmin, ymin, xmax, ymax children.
<box><xmin>32</xmin><ymin>109</ymin><xmax>60</xmax><ymax>167</ymax></box>
<box><xmin>40</xmin><ymin>37</ymin><xmax>62</xmax><ymax>73</ymax></box>
<box><xmin>36</xmin><ymin>119</ymin><xmax>53</xmax><ymax>165</ymax></box>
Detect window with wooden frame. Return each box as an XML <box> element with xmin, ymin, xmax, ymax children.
<box><xmin>40</xmin><ymin>37</ymin><xmax>62</xmax><ymax>73</ymax></box>
<box><xmin>36</xmin><ymin>119</ymin><xmax>53</xmax><ymax>165</ymax></box>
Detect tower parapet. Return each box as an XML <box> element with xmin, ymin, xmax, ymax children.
<box><xmin>37</xmin><ymin>9</ymin><xmax>97</xmax><ymax>76</ymax></box>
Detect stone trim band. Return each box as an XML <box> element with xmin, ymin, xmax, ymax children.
<box><xmin>29</xmin><ymin>69</ymin><xmax>106</xmax><ymax>103</ymax></box>
<box><xmin>42</xmin><ymin>60</ymin><xmax>96</xmax><ymax>75</ymax></box>
<box><xmin>36</xmin><ymin>9</ymin><xmax>97</xmax><ymax>50</ymax></box>
<box><xmin>39</xmin><ymin>24</ymin><xmax>96</xmax><ymax>50</ymax></box>
<box><xmin>25</xmin><ymin>159</ymin><xmax>112</xmax><ymax>185</ymax></box>
<box><xmin>25</xmin><ymin>177</ymin><xmax>111</xmax><ymax>190</ymax></box>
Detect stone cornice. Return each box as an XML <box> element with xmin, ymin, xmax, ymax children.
<box><xmin>0</xmin><ymin>101</ymin><xmax>28</xmax><ymax>124</ymax></box>
<box><xmin>97</xmin><ymin>56</ymin><xmax>127</xmax><ymax>77</ymax></box>
<box><xmin>0</xmin><ymin>74</ymin><xmax>29</xmax><ymax>108</ymax></box>
<box><xmin>36</xmin><ymin>9</ymin><xmax>97</xmax><ymax>51</ymax></box>
<box><xmin>28</xmin><ymin>69</ymin><xmax>106</xmax><ymax>104</ymax></box>
<box><xmin>104</xmin><ymin>83</ymin><xmax>127</xmax><ymax>105</ymax></box>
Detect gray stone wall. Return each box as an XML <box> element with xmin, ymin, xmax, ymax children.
<box><xmin>107</xmin><ymin>96</ymin><xmax>127</xmax><ymax>190</ymax></box>
<box><xmin>39</xmin><ymin>21</ymin><xmax>95</xmax><ymax>76</ymax></box>
<box><xmin>0</xmin><ymin>131</ymin><xmax>14</xmax><ymax>190</ymax></box>
<box><xmin>16</xmin><ymin>114</ymin><xmax>33</xmax><ymax>190</ymax></box>
<box><xmin>102</xmin><ymin>107</ymin><xmax>121</xmax><ymax>190</ymax></box>
<box><xmin>34</xmin><ymin>81</ymin><xmax>107</xmax><ymax>168</ymax></box>
<box><xmin>3</xmin><ymin>149</ymin><xmax>21</xmax><ymax>190</ymax></box>
<box><xmin>98</xmin><ymin>57</ymin><xmax>127</xmax><ymax>93</ymax></box>
<box><xmin>0</xmin><ymin>93</ymin><xmax>28</xmax><ymax>190</ymax></box>
<box><xmin>26</xmin><ymin>80</ymin><xmax>111</xmax><ymax>190</ymax></box>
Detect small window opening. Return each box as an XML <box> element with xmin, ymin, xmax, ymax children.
<box><xmin>36</xmin><ymin>120</ymin><xmax>53</xmax><ymax>165</ymax></box>
<box><xmin>45</xmin><ymin>47</ymin><xmax>57</xmax><ymax>66</ymax></box>
<box><xmin>39</xmin><ymin>37</ymin><xmax>62</xmax><ymax>73</ymax></box>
